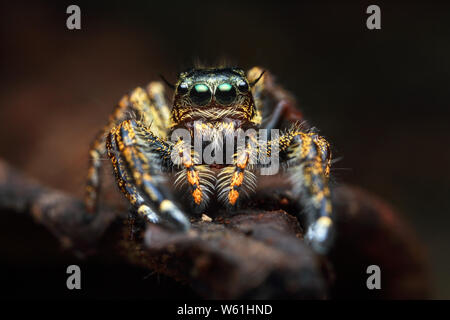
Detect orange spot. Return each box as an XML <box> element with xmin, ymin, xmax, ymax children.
<box><xmin>230</xmin><ymin>172</ymin><xmax>244</xmax><ymax>188</ymax></box>
<box><xmin>187</xmin><ymin>170</ymin><xmax>199</xmax><ymax>186</ymax></box>
<box><xmin>228</xmin><ymin>189</ymin><xmax>239</xmax><ymax>205</ymax></box>
<box><xmin>192</xmin><ymin>188</ymin><xmax>202</xmax><ymax>205</ymax></box>
<box><xmin>186</xmin><ymin>169</ymin><xmax>202</xmax><ymax>204</ymax></box>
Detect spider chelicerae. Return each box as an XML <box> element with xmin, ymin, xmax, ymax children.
<box><xmin>85</xmin><ymin>66</ymin><xmax>334</xmax><ymax>253</ymax></box>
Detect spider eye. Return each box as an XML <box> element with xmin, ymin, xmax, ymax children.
<box><xmin>177</xmin><ymin>82</ymin><xmax>189</xmax><ymax>95</ymax></box>
<box><xmin>237</xmin><ymin>80</ymin><xmax>249</xmax><ymax>92</ymax></box>
<box><xmin>190</xmin><ymin>84</ymin><xmax>212</xmax><ymax>105</ymax></box>
<box><xmin>215</xmin><ymin>83</ymin><xmax>236</xmax><ymax>105</ymax></box>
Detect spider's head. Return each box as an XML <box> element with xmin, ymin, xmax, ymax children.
<box><xmin>170</xmin><ymin>67</ymin><xmax>262</xmax><ymax>129</ymax></box>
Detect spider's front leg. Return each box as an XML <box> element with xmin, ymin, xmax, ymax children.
<box><xmin>217</xmin><ymin>135</ymin><xmax>258</xmax><ymax>207</ymax></box>
<box><xmin>107</xmin><ymin>119</ymin><xmax>190</xmax><ymax>230</ymax></box>
<box><xmin>277</xmin><ymin>129</ymin><xmax>334</xmax><ymax>254</ymax></box>
<box><xmin>172</xmin><ymin>139</ymin><xmax>215</xmax><ymax>212</ymax></box>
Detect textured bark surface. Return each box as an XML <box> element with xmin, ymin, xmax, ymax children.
<box><xmin>0</xmin><ymin>159</ymin><xmax>430</xmax><ymax>299</ymax></box>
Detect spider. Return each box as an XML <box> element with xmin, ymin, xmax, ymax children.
<box><xmin>85</xmin><ymin>66</ymin><xmax>334</xmax><ymax>254</ymax></box>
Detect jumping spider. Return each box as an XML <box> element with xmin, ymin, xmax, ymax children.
<box><xmin>85</xmin><ymin>66</ymin><xmax>334</xmax><ymax>253</ymax></box>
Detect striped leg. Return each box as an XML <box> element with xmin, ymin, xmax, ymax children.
<box><xmin>217</xmin><ymin>140</ymin><xmax>257</xmax><ymax>208</ymax></box>
<box><xmin>107</xmin><ymin>119</ymin><xmax>189</xmax><ymax>230</ymax></box>
<box><xmin>85</xmin><ymin>82</ymin><xmax>170</xmax><ymax>213</ymax></box>
<box><xmin>248</xmin><ymin>67</ymin><xmax>334</xmax><ymax>253</ymax></box>
<box><xmin>277</xmin><ymin>129</ymin><xmax>334</xmax><ymax>254</ymax></box>
<box><xmin>85</xmin><ymin>95</ymin><xmax>129</xmax><ymax>213</ymax></box>
<box><xmin>172</xmin><ymin>140</ymin><xmax>215</xmax><ymax>211</ymax></box>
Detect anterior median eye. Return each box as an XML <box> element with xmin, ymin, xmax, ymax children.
<box><xmin>215</xmin><ymin>83</ymin><xmax>236</xmax><ymax>105</ymax></box>
<box><xmin>190</xmin><ymin>84</ymin><xmax>212</xmax><ymax>105</ymax></box>
<box><xmin>218</xmin><ymin>83</ymin><xmax>232</xmax><ymax>91</ymax></box>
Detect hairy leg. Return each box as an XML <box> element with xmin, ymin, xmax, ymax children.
<box><xmin>172</xmin><ymin>139</ymin><xmax>215</xmax><ymax>211</ymax></box>
<box><xmin>107</xmin><ymin>119</ymin><xmax>189</xmax><ymax>230</ymax></box>
<box><xmin>217</xmin><ymin>135</ymin><xmax>258</xmax><ymax>208</ymax></box>
<box><xmin>275</xmin><ymin>128</ymin><xmax>333</xmax><ymax>253</ymax></box>
<box><xmin>248</xmin><ymin>67</ymin><xmax>334</xmax><ymax>253</ymax></box>
<box><xmin>85</xmin><ymin>82</ymin><xmax>170</xmax><ymax>213</ymax></box>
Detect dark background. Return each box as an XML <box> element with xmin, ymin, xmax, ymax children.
<box><xmin>0</xmin><ymin>1</ymin><xmax>449</xmax><ymax>298</ymax></box>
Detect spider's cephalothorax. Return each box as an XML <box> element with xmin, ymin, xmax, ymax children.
<box><xmin>170</xmin><ymin>67</ymin><xmax>258</xmax><ymax>129</ymax></box>
<box><xmin>85</xmin><ymin>66</ymin><xmax>335</xmax><ymax>253</ymax></box>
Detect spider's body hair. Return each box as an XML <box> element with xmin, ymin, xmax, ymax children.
<box><xmin>174</xmin><ymin>165</ymin><xmax>216</xmax><ymax>211</ymax></box>
<box><xmin>173</xmin><ymin>105</ymin><xmax>258</xmax><ymax>125</ymax></box>
<box><xmin>216</xmin><ymin>166</ymin><xmax>257</xmax><ymax>207</ymax></box>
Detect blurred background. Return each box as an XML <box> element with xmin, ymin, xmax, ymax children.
<box><xmin>0</xmin><ymin>1</ymin><xmax>449</xmax><ymax>298</ymax></box>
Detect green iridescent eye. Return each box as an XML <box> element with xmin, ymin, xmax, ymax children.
<box><xmin>190</xmin><ymin>83</ymin><xmax>211</xmax><ymax>105</ymax></box>
<box><xmin>194</xmin><ymin>84</ymin><xmax>209</xmax><ymax>92</ymax></box>
<box><xmin>215</xmin><ymin>83</ymin><xmax>236</xmax><ymax>105</ymax></box>
<box><xmin>218</xmin><ymin>83</ymin><xmax>232</xmax><ymax>91</ymax></box>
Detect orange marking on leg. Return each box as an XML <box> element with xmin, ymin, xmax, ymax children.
<box><xmin>181</xmin><ymin>150</ymin><xmax>203</xmax><ymax>204</ymax></box>
<box><xmin>228</xmin><ymin>171</ymin><xmax>244</xmax><ymax>205</ymax></box>
<box><xmin>228</xmin><ymin>189</ymin><xmax>240</xmax><ymax>205</ymax></box>
<box><xmin>230</xmin><ymin>172</ymin><xmax>244</xmax><ymax>188</ymax></box>
<box><xmin>187</xmin><ymin>169</ymin><xmax>200</xmax><ymax>187</ymax></box>
<box><xmin>192</xmin><ymin>188</ymin><xmax>202</xmax><ymax>205</ymax></box>
<box><xmin>187</xmin><ymin>169</ymin><xmax>202</xmax><ymax>204</ymax></box>
<box><xmin>227</xmin><ymin>150</ymin><xmax>250</xmax><ymax>205</ymax></box>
